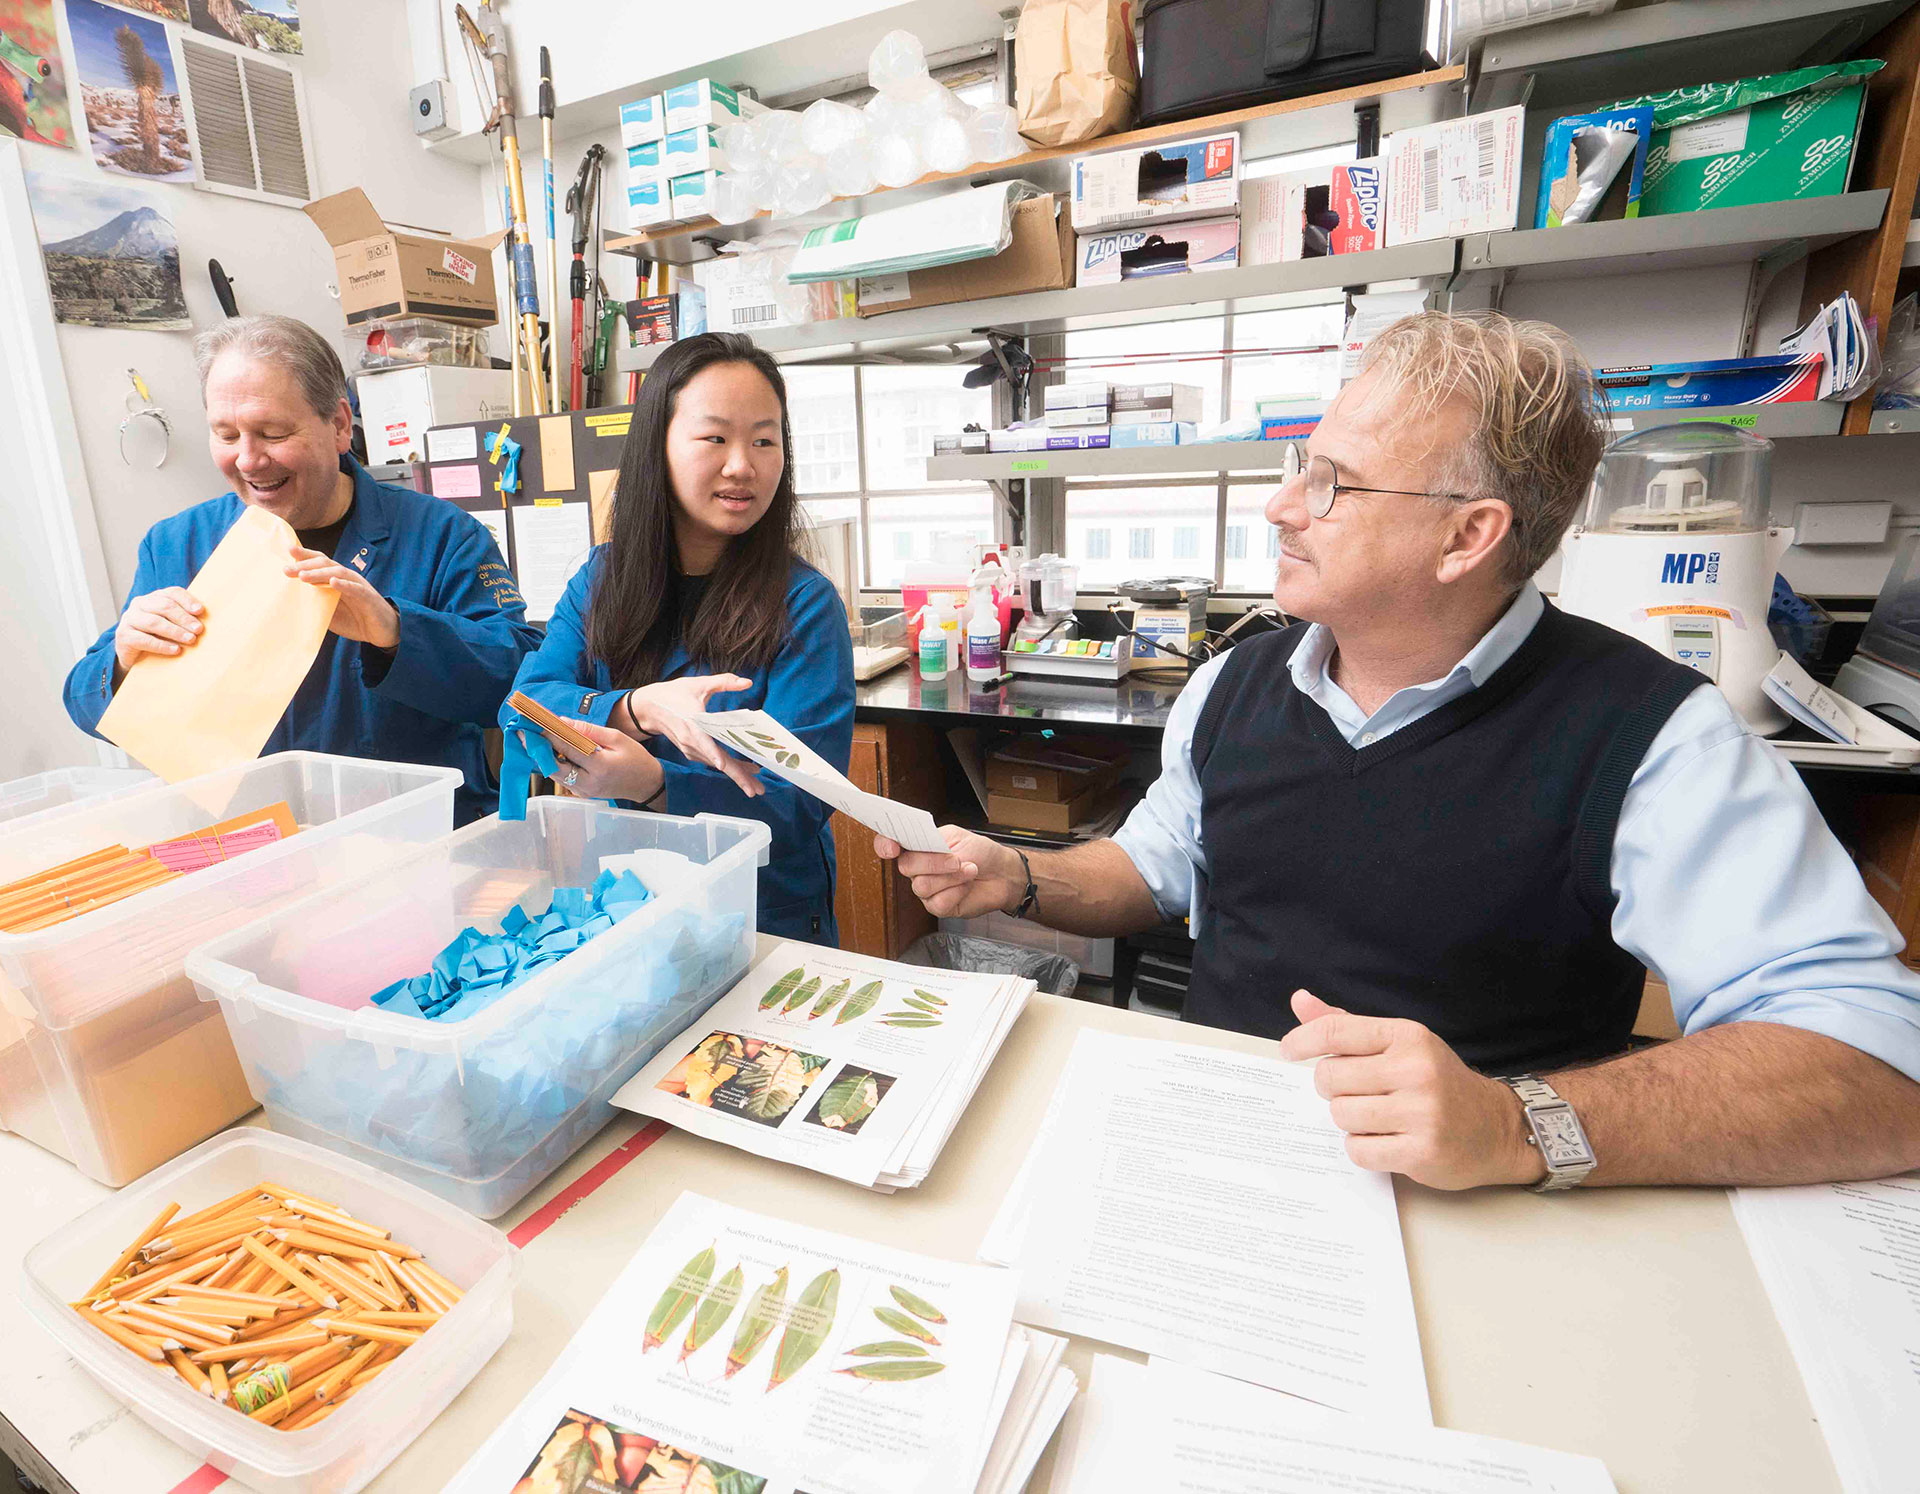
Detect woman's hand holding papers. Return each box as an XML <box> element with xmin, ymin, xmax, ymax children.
<box><xmin>554</xmin><ymin>717</ymin><xmax>668</xmax><ymax>806</ymax></box>
<box><xmin>621</xmin><ymin>675</ymin><xmax>765</xmax><ymax>798</ymax></box>
<box><xmin>1279</xmin><ymin>990</ymin><xmax>1546</xmax><ymax>1190</ymax></box>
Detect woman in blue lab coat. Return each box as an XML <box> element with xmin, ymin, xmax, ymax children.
<box><xmin>64</xmin><ymin>315</ymin><xmax>539</xmax><ymax>825</ymax></box>
<box><xmin>503</xmin><ymin>332</ymin><xmax>855</xmax><ymax>944</ymax></box>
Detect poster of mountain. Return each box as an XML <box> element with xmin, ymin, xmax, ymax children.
<box><xmin>66</xmin><ymin>0</ymin><xmax>193</xmax><ymax>180</ymax></box>
<box><xmin>26</xmin><ymin>169</ymin><xmax>189</xmax><ymax>328</ymax></box>
<box><xmin>187</xmin><ymin>0</ymin><xmax>297</xmax><ymax>54</ymax></box>
<box><xmin>0</xmin><ymin>0</ymin><xmax>76</xmax><ymax>149</ymax></box>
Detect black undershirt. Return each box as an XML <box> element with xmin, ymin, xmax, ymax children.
<box><xmin>296</xmin><ymin>498</ymin><xmax>354</xmax><ymax>559</ymax></box>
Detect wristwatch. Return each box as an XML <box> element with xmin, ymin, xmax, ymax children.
<box><xmin>1499</xmin><ymin>1075</ymin><xmax>1596</xmax><ymax>1192</ymax></box>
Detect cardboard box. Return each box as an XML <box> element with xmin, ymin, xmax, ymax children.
<box><xmin>855</xmin><ymin>195</ymin><xmax>1076</xmax><ymax>316</ymax></box>
<box><xmin>988</xmin><ymin>785</ymin><xmax>1112</xmax><ymax>833</ymax></box>
<box><xmin>1111</xmin><ymin>421</ymin><xmax>1197</xmax><ymax>446</ymax></box>
<box><xmin>357</xmin><ymin>365</ymin><xmax>514</xmax><ymax>464</ymax></box>
<box><xmin>1044</xmin><ymin>380</ymin><xmax>1111</xmax><ymax>411</ymax></box>
<box><xmin>988</xmin><ymin>738</ymin><xmax>1128</xmax><ymax>803</ymax></box>
<box><xmin>661</xmin><ymin>78</ymin><xmax>764</xmax><ymax>134</ymax></box>
<box><xmin>663</xmin><ymin>125</ymin><xmax>728</xmax><ymax>175</ymax></box>
<box><xmin>987</xmin><ymin>427</ymin><xmax>1051</xmax><ymax>451</ymax></box>
<box><xmin>1383</xmin><ymin>107</ymin><xmax>1525</xmax><ymax>245</ymax></box>
<box><xmin>1045</xmin><ymin>428</ymin><xmax>1111</xmax><ymax>449</ymax></box>
<box><xmin>626</xmin><ymin>178</ymin><xmax>677</xmax><ymax>230</ymax></box>
<box><xmin>626</xmin><ymin>287</ymin><xmax>708</xmax><ymax>346</ymax></box>
<box><xmin>1243</xmin><ymin>157</ymin><xmax>1384</xmax><ymax>265</ymax></box>
<box><xmin>670</xmin><ymin>170</ymin><xmax>725</xmax><ymax>220</ymax></box>
<box><xmin>619</xmin><ymin>94</ymin><xmax>664</xmax><ymax>146</ymax></box>
<box><xmin>1076</xmin><ymin>215</ymin><xmax>1240</xmax><ymax>286</ymax></box>
<box><xmin>625</xmin><ymin>139</ymin><xmax>667</xmax><ymax>181</ymax></box>
<box><xmin>1595</xmin><ymin>352</ymin><xmax>1824</xmax><ymax>410</ymax></box>
<box><xmin>303</xmin><ymin>188</ymin><xmax>505</xmax><ymax>327</ymax></box>
<box><xmin>1047</xmin><ymin>404</ymin><xmax>1111</xmax><ymax>428</ymax></box>
<box><xmin>1071</xmin><ymin>132</ymin><xmax>1240</xmax><ymax>231</ymax></box>
<box><xmin>1609</xmin><ymin>66</ymin><xmax>1874</xmax><ymax>216</ymax></box>
<box><xmin>1112</xmin><ymin>383</ymin><xmax>1205</xmax><ymax>418</ymax></box>
<box><xmin>699</xmin><ymin>253</ymin><xmax>856</xmax><ymax>332</ymax></box>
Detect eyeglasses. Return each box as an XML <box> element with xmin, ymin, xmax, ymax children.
<box><xmin>1302</xmin><ymin>453</ymin><xmax>1466</xmax><ymax>520</ymax></box>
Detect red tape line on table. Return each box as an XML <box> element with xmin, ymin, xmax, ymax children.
<box><xmin>163</xmin><ymin>1122</ymin><xmax>667</xmax><ymax>1493</ymax></box>
<box><xmin>509</xmin><ymin>1119</ymin><xmax>669</xmax><ymax>1247</ymax></box>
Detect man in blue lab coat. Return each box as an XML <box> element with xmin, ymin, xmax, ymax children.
<box><xmin>65</xmin><ymin>314</ymin><xmax>538</xmax><ymax>823</ymax></box>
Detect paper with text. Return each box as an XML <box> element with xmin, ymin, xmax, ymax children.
<box><xmin>1732</xmin><ymin>1173</ymin><xmax>1920</xmax><ymax>1494</ymax></box>
<box><xmin>999</xmin><ymin>1030</ymin><xmax>1431</xmax><ymax>1421</ymax></box>
<box><xmin>1057</xmin><ymin>1358</ymin><xmax>1614</xmax><ymax>1493</ymax></box>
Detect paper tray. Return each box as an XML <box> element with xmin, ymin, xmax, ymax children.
<box><xmin>1770</xmin><ymin>692</ymin><xmax>1920</xmax><ymax>768</ymax></box>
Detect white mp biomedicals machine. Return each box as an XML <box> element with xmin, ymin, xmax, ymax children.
<box><xmin>1558</xmin><ymin>424</ymin><xmax>1791</xmax><ymax>735</ymax></box>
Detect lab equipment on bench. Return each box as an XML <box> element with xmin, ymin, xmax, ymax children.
<box><xmin>1120</xmin><ymin>576</ymin><xmax>1212</xmax><ymax>672</ymax></box>
<box><xmin>1558</xmin><ymin>424</ymin><xmax>1791</xmax><ymax>733</ymax></box>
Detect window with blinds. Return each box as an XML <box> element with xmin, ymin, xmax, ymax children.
<box><xmin>179</xmin><ymin>37</ymin><xmax>311</xmax><ymax>204</ymax></box>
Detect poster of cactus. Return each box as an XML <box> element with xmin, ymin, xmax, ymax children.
<box><xmin>0</xmin><ymin>0</ymin><xmax>74</xmax><ymax>149</ymax></box>
<box><xmin>65</xmin><ymin>0</ymin><xmax>192</xmax><ymax>180</ymax></box>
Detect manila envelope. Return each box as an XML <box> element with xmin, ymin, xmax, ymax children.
<box><xmin>100</xmin><ymin>505</ymin><xmax>339</xmax><ymax>783</ymax></box>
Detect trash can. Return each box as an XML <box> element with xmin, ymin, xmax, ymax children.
<box><xmin>903</xmin><ymin>932</ymin><xmax>1079</xmax><ymax>999</ymax></box>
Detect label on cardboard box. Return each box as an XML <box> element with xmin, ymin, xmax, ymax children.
<box><xmin>858</xmin><ymin>273</ymin><xmax>912</xmax><ymax>306</ymax></box>
<box><xmin>442</xmin><ymin>247</ymin><xmax>477</xmax><ymax>285</ymax></box>
<box><xmin>1667</xmin><ymin>110</ymin><xmax>1750</xmax><ymax>162</ymax></box>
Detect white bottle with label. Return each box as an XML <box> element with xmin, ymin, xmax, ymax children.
<box><xmin>966</xmin><ymin>588</ymin><xmax>1001</xmax><ymax>682</ymax></box>
<box><xmin>927</xmin><ymin>596</ymin><xmax>960</xmax><ymax>675</ymax></box>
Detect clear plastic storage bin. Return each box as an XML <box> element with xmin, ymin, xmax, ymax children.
<box><xmin>20</xmin><ymin>1128</ymin><xmax>516</xmax><ymax>1494</ymax></box>
<box><xmin>187</xmin><ymin>797</ymin><xmax>770</xmax><ymax>1217</ymax></box>
<box><xmin>0</xmin><ymin>765</ymin><xmax>152</xmax><ymax>827</ymax></box>
<box><xmin>0</xmin><ymin>754</ymin><xmax>459</xmax><ymax>1186</ymax></box>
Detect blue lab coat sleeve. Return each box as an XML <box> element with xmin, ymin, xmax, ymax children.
<box><xmin>63</xmin><ymin>529</ymin><xmax>170</xmax><ymax>739</ymax></box>
<box><xmin>365</xmin><ymin>520</ymin><xmax>542</xmax><ymax>725</ymax></box>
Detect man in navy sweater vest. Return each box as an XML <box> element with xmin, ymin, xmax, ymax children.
<box><xmin>878</xmin><ymin>311</ymin><xmax>1920</xmax><ymax>1194</ymax></box>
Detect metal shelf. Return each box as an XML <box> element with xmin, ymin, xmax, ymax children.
<box><xmin>927</xmin><ymin>441</ymin><xmax>1300</xmax><ymax>481</ymax></box>
<box><xmin>605</xmin><ymin>67</ymin><xmax>1466</xmax><ymax>265</ymax></box>
<box><xmin>616</xmin><ymin>239</ymin><xmax>1452</xmax><ymax>371</ymax></box>
<box><xmin>1869</xmin><ymin>408</ymin><xmax>1920</xmax><ymax>433</ymax></box>
<box><xmin>1470</xmin><ymin>0</ymin><xmax>1912</xmax><ymax>111</ymax></box>
<box><xmin>1460</xmin><ymin>191</ymin><xmax>1890</xmax><ymax>284</ymax></box>
<box><xmin>1608</xmin><ymin>404</ymin><xmax>1846</xmax><ymax>439</ymax></box>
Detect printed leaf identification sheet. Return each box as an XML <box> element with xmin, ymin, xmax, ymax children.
<box><xmin>443</xmin><ymin>1192</ymin><xmax>1023</xmax><ymax>1494</ymax></box>
<box><xmin>994</xmin><ymin>1029</ymin><xmax>1431</xmax><ymax>1421</ymax></box>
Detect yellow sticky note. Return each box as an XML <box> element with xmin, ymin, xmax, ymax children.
<box><xmin>588</xmin><ymin>469</ymin><xmax>618</xmax><ymax>544</ymax></box>
<box><xmin>99</xmin><ymin>505</ymin><xmax>339</xmax><ymax>783</ymax></box>
<box><xmin>539</xmin><ymin>415</ymin><xmax>576</xmax><ymax>494</ymax></box>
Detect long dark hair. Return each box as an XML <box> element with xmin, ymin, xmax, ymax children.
<box><xmin>586</xmin><ymin>332</ymin><xmax>804</xmax><ymax>687</ymax></box>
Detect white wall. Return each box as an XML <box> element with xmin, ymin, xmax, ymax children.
<box><xmin>19</xmin><ymin>0</ymin><xmax>485</xmax><ymax>609</ymax></box>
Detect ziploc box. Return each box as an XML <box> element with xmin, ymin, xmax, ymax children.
<box><xmin>662</xmin><ymin>78</ymin><xmax>765</xmax><ymax>134</ymax></box>
<box><xmin>1076</xmin><ymin>215</ymin><xmax>1239</xmax><ymax>285</ymax></box>
<box><xmin>1243</xmin><ymin>158</ymin><xmax>1384</xmax><ymax>264</ymax></box>
<box><xmin>663</xmin><ymin>125</ymin><xmax>728</xmax><ymax>176</ymax></box>
<box><xmin>620</xmin><ymin>93</ymin><xmax>664</xmax><ymax>146</ymax></box>
<box><xmin>1595</xmin><ymin>352</ymin><xmax>1824</xmax><ymax>410</ymax></box>
<box><xmin>304</xmin><ymin>187</ymin><xmax>505</xmax><ymax>327</ymax></box>
<box><xmin>1534</xmin><ymin>109</ymin><xmax>1652</xmax><ymax>227</ymax></box>
<box><xmin>1071</xmin><ymin>132</ymin><xmax>1239</xmax><ymax>231</ymax></box>
<box><xmin>1383</xmin><ymin>106</ymin><xmax>1525</xmax><ymax>245</ymax></box>
<box><xmin>626</xmin><ymin>177</ymin><xmax>677</xmax><ymax>230</ymax></box>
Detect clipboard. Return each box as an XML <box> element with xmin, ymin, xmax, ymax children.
<box><xmin>507</xmin><ymin>691</ymin><xmax>599</xmax><ymax>759</ymax></box>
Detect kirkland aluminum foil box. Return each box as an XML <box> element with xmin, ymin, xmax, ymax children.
<box><xmin>1595</xmin><ymin>353</ymin><xmax>1824</xmax><ymax>411</ymax></box>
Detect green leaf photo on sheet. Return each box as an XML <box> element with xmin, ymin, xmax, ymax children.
<box><xmin>769</xmin><ymin>1267</ymin><xmax>840</xmax><ymax>1390</ymax></box>
<box><xmin>642</xmin><ymin>1244</ymin><xmax>716</xmax><ymax>1352</ymax></box>
<box><xmin>803</xmin><ymin>1066</ymin><xmax>896</xmax><ymax>1136</ymax></box>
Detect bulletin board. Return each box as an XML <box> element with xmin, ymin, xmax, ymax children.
<box><xmin>420</xmin><ymin>405</ymin><xmax>632</xmax><ymax>623</ymax></box>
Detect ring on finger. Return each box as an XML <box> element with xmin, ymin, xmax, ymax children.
<box><xmin>563</xmin><ymin>768</ymin><xmax>580</xmax><ymax>788</ymax></box>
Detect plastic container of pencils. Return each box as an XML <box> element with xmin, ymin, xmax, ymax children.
<box><xmin>186</xmin><ymin>796</ymin><xmax>769</xmax><ymax>1217</ymax></box>
<box><xmin>0</xmin><ymin>753</ymin><xmax>460</xmax><ymax>1188</ymax></box>
<box><xmin>0</xmin><ymin>766</ymin><xmax>153</xmax><ymax>829</ymax></box>
<box><xmin>20</xmin><ymin>1127</ymin><xmax>517</xmax><ymax>1494</ymax></box>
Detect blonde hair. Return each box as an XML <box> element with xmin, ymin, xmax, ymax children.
<box><xmin>1359</xmin><ymin>310</ymin><xmax>1605</xmax><ymax>587</ymax></box>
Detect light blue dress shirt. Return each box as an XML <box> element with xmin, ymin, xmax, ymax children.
<box><xmin>1112</xmin><ymin>582</ymin><xmax>1920</xmax><ymax>1083</ymax></box>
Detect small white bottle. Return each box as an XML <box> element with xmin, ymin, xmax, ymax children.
<box><xmin>917</xmin><ymin>605</ymin><xmax>946</xmax><ymax>680</ymax></box>
<box><xmin>966</xmin><ymin>587</ymin><xmax>1001</xmax><ymax>682</ymax></box>
<box><xmin>929</xmin><ymin>596</ymin><xmax>960</xmax><ymax>675</ymax></box>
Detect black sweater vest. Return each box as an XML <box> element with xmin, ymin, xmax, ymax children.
<box><xmin>1187</xmin><ymin>603</ymin><xmax>1705</xmax><ymax>1072</ymax></box>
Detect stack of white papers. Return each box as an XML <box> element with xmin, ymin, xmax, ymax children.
<box><xmin>1732</xmin><ymin>1173</ymin><xmax>1920</xmax><ymax>1494</ymax></box>
<box><xmin>1782</xmin><ymin>292</ymin><xmax>1872</xmax><ymax>400</ymax></box>
<box><xmin>1056</xmin><ymin>1357</ymin><xmax>1618</xmax><ymax>1493</ymax></box>
<box><xmin>445</xmin><ymin>1193</ymin><xmax>1074</xmax><ymax>1494</ymax></box>
<box><xmin>984</xmin><ymin>1030</ymin><xmax>1431</xmax><ymax>1420</ymax></box>
<box><xmin>614</xmin><ymin>941</ymin><xmax>1032</xmax><ymax>1191</ymax></box>
<box><xmin>786</xmin><ymin>181</ymin><xmax>1027</xmax><ymax>283</ymax></box>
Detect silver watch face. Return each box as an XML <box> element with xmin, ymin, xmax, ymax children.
<box><xmin>1534</xmin><ymin>1106</ymin><xmax>1594</xmax><ymax>1169</ymax></box>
